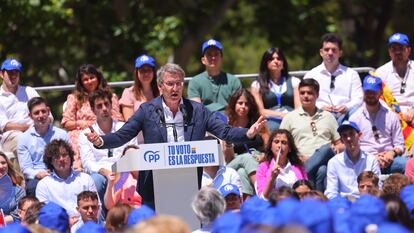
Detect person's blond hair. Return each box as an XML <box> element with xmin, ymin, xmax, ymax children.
<box><xmin>131</xmin><ymin>215</ymin><xmax>190</xmax><ymax>233</ymax></box>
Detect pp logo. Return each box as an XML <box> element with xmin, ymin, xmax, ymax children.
<box><xmin>207</xmin><ymin>39</ymin><xmax>217</xmax><ymax>46</ymax></box>
<box><xmin>10</xmin><ymin>59</ymin><xmax>19</xmax><ymax>66</ymax></box>
<box><xmin>223</xmin><ymin>184</ymin><xmax>234</xmax><ymax>191</ymax></box>
<box><xmin>366</xmin><ymin>77</ymin><xmax>377</xmax><ymax>84</ymax></box>
<box><xmin>141</xmin><ymin>56</ymin><xmax>149</xmax><ymax>62</ymax></box>
<box><xmin>144</xmin><ymin>150</ymin><xmax>160</xmax><ymax>163</ymax></box>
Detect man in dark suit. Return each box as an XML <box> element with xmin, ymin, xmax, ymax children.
<box><xmin>86</xmin><ymin>63</ymin><xmax>265</xmax><ymax>209</ymax></box>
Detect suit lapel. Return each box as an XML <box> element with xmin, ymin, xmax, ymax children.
<box><xmin>183</xmin><ymin>99</ymin><xmax>194</xmax><ymax>141</ymax></box>
<box><xmin>152</xmin><ymin>97</ymin><xmax>168</xmax><ymax>142</ymax></box>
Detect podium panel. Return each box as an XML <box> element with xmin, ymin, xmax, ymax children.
<box><xmin>111</xmin><ymin>140</ymin><xmax>223</xmax><ymax>230</ymax></box>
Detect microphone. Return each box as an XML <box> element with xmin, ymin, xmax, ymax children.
<box><xmin>179</xmin><ymin>104</ymin><xmax>188</xmax><ymax>127</ymax></box>
<box><xmin>155</xmin><ymin>107</ymin><xmax>166</xmax><ymax>126</ymax></box>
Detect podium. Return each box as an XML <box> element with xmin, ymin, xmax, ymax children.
<box><xmin>112</xmin><ymin>140</ymin><xmax>223</xmax><ymax>230</ymax></box>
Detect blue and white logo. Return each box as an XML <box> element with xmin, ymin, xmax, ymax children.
<box><xmin>144</xmin><ymin>150</ymin><xmax>160</xmax><ymax>163</ymax></box>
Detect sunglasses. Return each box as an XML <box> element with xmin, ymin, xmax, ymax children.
<box><xmin>372</xmin><ymin>125</ymin><xmax>380</xmax><ymax>141</ymax></box>
<box><xmin>310</xmin><ymin>122</ymin><xmax>317</xmax><ymax>136</ymax></box>
<box><xmin>400</xmin><ymin>81</ymin><xmax>406</xmax><ymax>94</ymax></box>
<box><xmin>330</xmin><ymin>75</ymin><xmax>336</xmax><ymax>90</ymax></box>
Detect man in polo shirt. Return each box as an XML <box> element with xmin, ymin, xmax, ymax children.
<box><xmin>304</xmin><ymin>33</ymin><xmax>363</xmax><ymax>123</ymax></box>
<box><xmin>349</xmin><ymin>74</ymin><xmax>408</xmax><ymax>174</ymax></box>
<box><xmin>0</xmin><ymin>58</ymin><xmax>40</xmax><ymax>162</ymax></box>
<box><xmin>188</xmin><ymin>38</ymin><xmax>241</xmax><ymax>113</ymax></box>
<box><xmin>17</xmin><ymin>97</ymin><xmax>69</xmax><ymax>196</ymax></box>
<box><xmin>280</xmin><ymin>78</ymin><xmax>343</xmax><ymax>191</ymax></box>
<box><xmin>325</xmin><ymin>121</ymin><xmax>381</xmax><ymax>199</ymax></box>
<box><xmin>376</xmin><ymin>33</ymin><xmax>414</xmax><ymax>127</ymax></box>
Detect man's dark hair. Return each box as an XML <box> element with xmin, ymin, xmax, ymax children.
<box><xmin>27</xmin><ymin>97</ymin><xmax>48</xmax><ymax>113</ymax></box>
<box><xmin>321</xmin><ymin>32</ymin><xmax>342</xmax><ymax>49</ymax></box>
<box><xmin>77</xmin><ymin>191</ymin><xmax>99</xmax><ymax>205</ymax></box>
<box><xmin>43</xmin><ymin>139</ymin><xmax>74</xmax><ymax>171</ymax></box>
<box><xmin>88</xmin><ymin>88</ymin><xmax>113</xmax><ymax>109</ymax></box>
<box><xmin>298</xmin><ymin>78</ymin><xmax>320</xmax><ymax>94</ymax></box>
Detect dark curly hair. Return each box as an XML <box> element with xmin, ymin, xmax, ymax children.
<box><xmin>73</xmin><ymin>64</ymin><xmax>111</xmax><ymax>106</ymax></box>
<box><xmin>43</xmin><ymin>139</ymin><xmax>74</xmax><ymax>171</ymax></box>
<box><xmin>264</xmin><ymin>129</ymin><xmax>302</xmax><ymax>166</ymax></box>
<box><xmin>226</xmin><ymin>89</ymin><xmax>259</xmax><ymax>126</ymax></box>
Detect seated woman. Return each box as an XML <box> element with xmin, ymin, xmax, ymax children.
<box><xmin>119</xmin><ymin>55</ymin><xmax>160</xmax><ymax>144</ymax></box>
<box><xmin>292</xmin><ymin>179</ymin><xmax>315</xmax><ymax>200</ymax></box>
<box><xmin>0</xmin><ymin>151</ymin><xmax>25</xmax><ymax>223</ymax></box>
<box><xmin>119</xmin><ymin>54</ymin><xmax>159</xmax><ymax>121</ymax></box>
<box><xmin>61</xmin><ymin>64</ymin><xmax>123</xmax><ymax>169</ymax></box>
<box><xmin>222</xmin><ymin>89</ymin><xmax>269</xmax><ymax>199</ymax></box>
<box><xmin>256</xmin><ymin>129</ymin><xmax>307</xmax><ymax>199</ymax></box>
<box><xmin>251</xmin><ymin>48</ymin><xmax>300</xmax><ymax>132</ymax></box>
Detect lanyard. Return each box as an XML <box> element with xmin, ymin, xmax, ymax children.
<box><xmin>270</xmin><ymin>76</ymin><xmax>285</xmax><ymax>107</ymax></box>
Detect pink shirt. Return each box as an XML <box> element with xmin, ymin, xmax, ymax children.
<box><xmin>256</xmin><ymin>159</ymin><xmax>307</xmax><ymax>197</ymax></box>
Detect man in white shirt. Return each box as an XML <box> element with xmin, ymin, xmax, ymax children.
<box><xmin>17</xmin><ymin>97</ymin><xmax>69</xmax><ymax>196</ymax></box>
<box><xmin>325</xmin><ymin>121</ymin><xmax>380</xmax><ymax>199</ymax></box>
<box><xmin>376</xmin><ymin>33</ymin><xmax>414</xmax><ymax>127</ymax></box>
<box><xmin>71</xmin><ymin>191</ymin><xmax>101</xmax><ymax>233</ymax></box>
<box><xmin>0</xmin><ymin>58</ymin><xmax>39</xmax><ymax>161</ymax></box>
<box><xmin>36</xmin><ymin>139</ymin><xmax>97</xmax><ymax>222</ymax></box>
<box><xmin>79</xmin><ymin>89</ymin><xmax>135</xmax><ymax>208</ymax></box>
<box><xmin>304</xmin><ymin>33</ymin><xmax>363</xmax><ymax>123</ymax></box>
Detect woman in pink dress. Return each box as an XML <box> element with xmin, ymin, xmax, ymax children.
<box><xmin>61</xmin><ymin>64</ymin><xmax>123</xmax><ymax>169</ymax></box>
<box><xmin>119</xmin><ymin>54</ymin><xmax>160</xmax><ymax>144</ymax></box>
<box><xmin>256</xmin><ymin>129</ymin><xmax>307</xmax><ymax>199</ymax></box>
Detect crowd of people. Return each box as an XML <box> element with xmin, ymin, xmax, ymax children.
<box><xmin>1</xmin><ymin>32</ymin><xmax>414</xmax><ymax>233</ymax></box>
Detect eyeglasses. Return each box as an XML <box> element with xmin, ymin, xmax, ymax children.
<box><xmin>372</xmin><ymin>125</ymin><xmax>380</xmax><ymax>141</ymax></box>
<box><xmin>163</xmin><ymin>81</ymin><xmax>184</xmax><ymax>88</ymax></box>
<box><xmin>330</xmin><ymin>75</ymin><xmax>336</xmax><ymax>90</ymax></box>
<box><xmin>310</xmin><ymin>122</ymin><xmax>317</xmax><ymax>136</ymax></box>
<box><xmin>400</xmin><ymin>81</ymin><xmax>406</xmax><ymax>94</ymax></box>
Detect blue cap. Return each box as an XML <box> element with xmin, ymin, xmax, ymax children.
<box><xmin>292</xmin><ymin>199</ymin><xmax>333</xmax><ymax>233</ymax></box>
<box><xmin>219</xmin><ymin>183</ymin><xmax>240</xmax><ymax>198</ymax></box>
<box><xmin>77</xmin><ymin>221</ymin><xmax>107</xmax><ymax>233</ymax></box>
<box><xmin>400</xmin><ymin>184</ymin><xmax>414</xmax><ymax>218</ymax></box>
<box><xmin>349</xmin><ymin>195</ymin><xmax>387</xmax><ymax>233</ymax></box>
<box><xmin>1</xmin><ymin>58</ymin><xmax>22</xmax><ymax>71</ymax></box>
<box><xmin>38</xmin><ymin>202</ymin><xmax>69</xmax><ymax>233</ymax></box>
<box><xmin>388</xmin><ymin>33</ymin><xmax>410</xmax><ymax>47</ymax></box>
<box><xmin>0</xmin><ymin>223</ymin><xmax>31</xmax><ymax>233</ymax></box>
<box><xmin>202</xmin><ymin>39</ymin><xmax>223</xmax><ymax>55</ymax></box>
<box><xmin>134</xmin><ymin>54</ymin><xmax>156</xmax><ymax>69</ymax></box>
<box><xmin>363</xmin><ymin>73</ymin><xmax>382</xmax><ymax>93</ymax></box>
<box><xmin>212</xmin><ymin>211</ymin><xmax>242</xmax><ymax>233</ymax></box>
<box><xmin>337</xmin><ymin>120</ymin><xmax>360</xmax><ymax>133</ymax></box>
<box><xmin>377</xmin><ymin>222</ymin><xmax>411</xmax><ymax>233</ymax></box>
<box><xmin>240</xmin><ymin>196</ymin><xmax>271</xmax><ymax>225</ymax></box>
<box><xmin>126</xmin><ymin>205</ymin><xmax>155</xmax><ymax>227</ymax></box>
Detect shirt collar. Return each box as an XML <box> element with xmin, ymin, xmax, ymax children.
<box><xmin>51</xmin><ymin>169</ymin><xmax>76</xmax><ymax>180</ymax></box>
<box><xmin>161</xmin><ymin>97</ymin><xmax>183</xmax><ymax>113</ymax></box>
<box><xmin>344</xmin><ymin>150</ymin><xmax>366</xmax><ymax>164</ymax></box>
<box><xmin>298</xmin><ymin>106</ymin><xmax>322</xmax><ymax>117</ymax></box>
<box><xmin>320</xmin><ymin>63</ymin><xmax>345</xmax><ymax>76</ymax></box>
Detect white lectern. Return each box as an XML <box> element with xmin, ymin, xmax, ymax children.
<box><xmin>112</xmin><ymin>140</ymin><xmax>223</xmax><ymax>230</ymax></box>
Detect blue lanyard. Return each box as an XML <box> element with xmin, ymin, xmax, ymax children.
<box><xmin>270</xmin><ymin>76</ymin><xmax>285</xmax><ymax>107</ymax></box>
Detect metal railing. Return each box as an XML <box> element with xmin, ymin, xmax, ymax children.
<box><xmin>33</xmin><ymin>67</ymin><xmax>375</xmax><ymax>92</ymax></box>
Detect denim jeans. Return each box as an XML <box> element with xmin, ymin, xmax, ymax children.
<box><xmin>304</xmin><ymin>144</ymin><xmax>335</xmax><ymax>192</ymax></box>
<box><xmin>90</xmin><ymin>172</ymin><xmax>108</xmax><ymax>220</ymax></box>
<box><xmin>381</xmin><ymin>156</ymin><xmax>409</xmax><ymax>174</ymax></box>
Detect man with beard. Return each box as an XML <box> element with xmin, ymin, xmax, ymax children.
<box><xmin>349</xmin><ymin>74</ymin><xmax>407</xmax><ymax>174</ymax></box>
<box><xmin>325</xmin><ymin>121</ymin><xmax>380</xmax><ymax>199</ymax></box>
<box><xmin>17</xmin><ymin>97</ymin><xmax>69</xmax><ymax>196</ymax></box>
<box><xmin>376</xmin><ymin>33</ymin><xmax>414</xmax><ymax>127</ymax></box>
<box><xmin>304</xmin><ymin>33</ymin><xmax>363</xmax><ymax>123</ymax></box>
